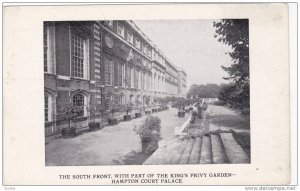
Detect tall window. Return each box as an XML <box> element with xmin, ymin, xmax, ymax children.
<box><xmin>144</xmin><ymin>73</ymin><xmax>147</xmax><ymax>90</ymax></box>
<box><xmin>104</xmin><ymin>57</ymin><xmax>113</xmax><ymax>85</ymax></box>
<box><xmin>105</xmin><ymin>95</ymin><xmax>112</xmax><ymax>110</ymax></box>
<box><xmin>117</xmin><ymin>22</ymin><xmax>125</xmax><ymax>38</ymax></box>
<box><xmin>72</xmin><ymin>93</ymin><xmax>85</xmax><ymax>117</ymax></box>
<box><xmin>127</xmin><ymin>31</ymin><xmax>133</xmax><ymax>44</ymax></box>
<box><xmin>135</xmin><ymin>38</ymin><xmax>140</xmax><ymax>49</ymax></box>
<box><xmin>148</xmin><ymin>73</ymin><xmax>151</xmax><ymax>90</ymax></box>
<box><xmin>137</xmin><ymin>69</ymin><xmax>141</xmax><ymax>89</ymax></box>
<box><xmin>44</xmin><ymin>95</ymin><xmax>49</xmax><ymax>122</ymax></box>
<box><xmin>131</xmin><ymin>67</ymin><xmax>134</xmax><ymax>88</ymax></box>
<box><xmin>118</xmin><ymin>63</ymin><xmax>124</xmax><ymax>87</ymax></box>
<box><xmin>44</xmin><ymin>24</ymin><xmax>49</xmax><ymax>72</ymax></box>
<box><xmin>126</xmin><ymin>65</ymin><xmax>131</xmax><ymax>88</ymax></box>
<box><xmin>72</xmin><ymin>34</ymin><xmax>88</xmax><ymax>79</ymax></box>
<box><xmin>147</xmin><ymin>47</ymin><xmax>151</xmax><ymax>57</ymax></box>
<box><xmin>153</xmin><ymin>51</ymin><xmax>157</xmax><ymax>60</ymax></box>
<box><xmin>119</xmin><ymin>95</ymin><xmax>124</xmax><ymax>105</ymax></box>
<box><xmin>142</xmin><ymin>44</ymin><xmax>147</xmax><ymax>54</ymax></box>
<box><xmin>141</xmin><ymin>72</ymin><xmax>145</xmax><ymax>90</ymax></box>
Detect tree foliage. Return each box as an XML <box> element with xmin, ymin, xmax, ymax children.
<box><xmin>187</xmin><ymin>83</ymin><xmax>224</xmax><ymax>98</ymax></box>
<box><xmin>134</xmin><ymin>116</ymin><xmax>161</xmax><ymax>153</ymax></box>
<box><xmin>218</xmin><ymin>83</ymin><xmax>249</xmax><ymax>112</ymax></box>
<box><xmin>213</xmin><ymin>19</ymin><xmax>249</xmax><ymax>84</ymax></box>
<box><xmin>213</xmin><ymin>19</ymin><xmax>249</xmax><ymax>112</ymax></box>
<box><xmin>56</xmin><ymin>103</ymin><xmax>84</xmax><ymax>128</ymax></box>
<box><xmin>121</xmin><ymin>101</ymin><xmax>134</xmax><ymax>115</ymax></box>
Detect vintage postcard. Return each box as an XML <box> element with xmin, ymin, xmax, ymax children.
<box><xmin>3</xmin><ymin>3</ymin><xmax>290</xmax><ymax>186</ymax></box>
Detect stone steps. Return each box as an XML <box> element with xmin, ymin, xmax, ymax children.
<box><xmin>170</xmin><ymin>139</ymin><xmax>188</xmax><ymax>164</ymax></box>
<box><xmin>143</xmin><ymin>132</ymin><xmax>249</xmax><ymax>165</ymax></box>
<box><xmin>199</xmin><ymin>135</ymin><xmax>212</xmax><ymax>164</ymax></box>
<box><xmin>211</xmin><ymin>134</ymin><xmax>229</xmax><ymax>164</ymax></box>
<box><xmin>188</xmin><ymin>137</ymin><xmax>202</xmax><ymax>164</ymax></box>
<box><xmin>179</xmin><ymin>138</ymin><xmax>195</xmax><ymax>164</ymax></box>
<box><xmin>219</xmin><ymin>133</ymin><xmax>250</xmax><ymax>163</ymax></box>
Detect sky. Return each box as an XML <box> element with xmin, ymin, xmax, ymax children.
<box><xmin>134</xmin><ymin>20</ymin><xmax>233</xmax><ymax>89</ymax></box>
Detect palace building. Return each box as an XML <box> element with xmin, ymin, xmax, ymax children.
<box><xmin>44</xmin><ymin>20</ymin><xmax>187</xmax><ymax>135</ymax></box>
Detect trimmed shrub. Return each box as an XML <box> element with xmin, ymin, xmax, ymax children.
<box><xmin>134</xmin><ymin>116</ymin><xmax>161</xmax><ymax>154</ymax></box>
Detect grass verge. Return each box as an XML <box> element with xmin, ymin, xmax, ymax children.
<box><xmin>232</xmin><ymin>131</ymin><xmax>251</xmax><ymax>160</ymax></box>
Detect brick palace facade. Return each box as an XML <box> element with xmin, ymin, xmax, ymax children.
<box><xmin>44</xmin><ymin>21</ymin><xmax>187</xmax><ymax>135</ymax></box>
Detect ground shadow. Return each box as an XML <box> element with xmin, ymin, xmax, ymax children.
<box><xmin>112</xmin><ymin>150</ymin><xmax>153</xmax><ymax>165</ymax></box>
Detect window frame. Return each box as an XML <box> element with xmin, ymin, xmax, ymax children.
<box><xmin>135</xmin><ymin>38</ymin><xmax>141</xmax><ymax>50</ymax></box>
<box><xmin>44</xmin><ymin>95</ymin><xmax>49</xmax><ymax>122</ymax></box>
<box><xmin>44</xmin><ymin>93</ymin><xmax>53</xmax><ymax>123</ymax></box>
<box><xmin>118</xmin><ymin>63</ymin><xmax>124</xmax><ymax>87</ymax></box>
<box><xmin>72</xmin><ymin>93</ymin><xmax>86</xmax><ymax>117</ymax></box>
<box><xmin>104</xmin><ymin>56</ymin><xmax>113</xmax><ymax>86</ymax></box>
<box><xmin>127</xmin><ymin>31</ymin><xmax>133</xmax><ymax>44</ymax></box>
<box><xmin>147</xmin><ymin>47</ymin><xmax>151</xmax><ymax>57</ymax></box>
<box><xmin>105</xmin><ymin>94</ymin><xmax>113</xmax><ymax>110</ymax></box>
<box><xmin>130</xmin><ymin>66</ymin><xmax>134</xmax><ymax>88</ymax></box>
<box><xmin>71</xmin><ymin>34</ymin><xmax>89</xmax><ymax>79</ymax></box>
<box><xmin>117</xmin><ymin>22</ymin><xmax>125</xmax><ymax>38</ymax></box>
<box><xmin>119</xmin><ymin>94</ymin><xmax>124</xmax><ymax>105</ymax></box>
<box><xmin>44</xmin><ymin>24</ymin><xmax>50</xmax><ymax>73</ymax></box>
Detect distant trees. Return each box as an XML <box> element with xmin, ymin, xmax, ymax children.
<box><xmin>213</xmin><ymin>19</ymin><xmax>249</xmax><ymax>113</ymax></box>
<box><xmin>187</xmin><ymin>83</ymin><xmax>223</xmax><ymax>99</ymax></box>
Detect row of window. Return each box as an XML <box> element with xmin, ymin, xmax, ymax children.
<box><xmin>166</xmin><ymin>64</ymin><xmax>178</xmax><ymax>77</ymax></box>
<box><xmin>45</xmin><ymin>90</ymin><xmax>160</xmax><ymax>123</ymax></box>
<box><xmin>104</xmin><ymin>21</ymin><xmax>152</xmax><ymax>58</ymax></box>
<box><xmin>153</xmin><ymin>51</ymin><xmax>165</xmax><ymax>66</ymax></box>
<box><xmin>44</xmin><ymin>23</ymin><xmax>182</xmax><ymax>85</ymax></box>
<box><xmin>104</xmin><ymin>56</ymin><xmax>152</xmax><ymax>91</ymax></box>
<box><xmin>104</xmin><ymin>21</ymin><xmax>168</xmax><ymax>66</ymax></box>
<box><xmin>45</xmin><ymin>92</ymin><xmax>154</xmax><ymax>123</ymax></box>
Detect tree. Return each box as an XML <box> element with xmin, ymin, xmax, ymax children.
<box><xmin>122</xmin><ymin>101</ymin><xmax>134</xmax><ymax>115</ymax></box>
<box><xmin>213</xmin><ymin>19</ymin><xmax>249</xmax><ymax>84</ymax></box>
<box><xmin>56</xmin><ymin>103</ymin><xmax>84</xmax><ymax>138</ymax></box>
<box><xmin>88</xmin><ymin>101</ymin><xmax>104</xmax><ymax>122</ymax></box>
<box><xmin>109</xmin><ymin>103</ymin><xmax>120</xmax><ymax>118</ymax></box>
<box><xmin>135</xmin><ymin>99</ymin><xmax>143</xmax><ymax>111</ymax></box>
<box><xmin>134</xmin><ymin>115</ymin><xmax>161</xmax><ymax>153</ymax></box>
<box><xmin>57</xmin><ymin>104</ymin><xmax>83</xmax><ymax>129</ymax></box>
<box><xmin>213</xmin><ymin>19</ymin><xmax>249</xmax><ymax>111</ymax></box>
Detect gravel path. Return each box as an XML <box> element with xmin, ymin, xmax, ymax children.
<box><xmin>45</xmin><ymin>108</ymin><xmax>190</xmax><ymax>166</ymax></box>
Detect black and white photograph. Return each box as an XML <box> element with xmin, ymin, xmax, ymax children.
<box><xmin>44</xmin><ymin>19</ymin><xmax>250</xmax><ymax>166</ymax></box>
<box><xmin>3</xmin><ymin>2</ymin><xmax>295</xmax><ymax>186</ymax></box>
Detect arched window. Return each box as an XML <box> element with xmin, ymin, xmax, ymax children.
<box><xmin>44</xmin><ymin>93</ymin><xmax>54</xmax><ymax>122</ymax></box>
<box><xmin>72</xmin><ymin>93</ymin><xmax>85</xmax><ymax>117</ymax></box>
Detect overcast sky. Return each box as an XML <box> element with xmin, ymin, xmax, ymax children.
<box><xmin>134</xmin><ymin>20</ymin><xmax>233</xmax><ymax>89</ymax></box>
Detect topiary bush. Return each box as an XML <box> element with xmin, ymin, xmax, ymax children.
<box><xmin>122</xmin><ymin>101</ymin><xmax>134</xmax><ymax>121</ymax></box>
<box><xmin>88</xmin><ymin>101</ymin><xmax>104</xmax><ymax>131</ymax></box>
<box><xmin>134</xmin><ymin>116</ymin><xmax>162</xmax><ymax>154</ymax></box>
<box><xmin>57</xmin><ymin>104</ymin><xmax>84</xmax><ymax>138</ymax></box>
